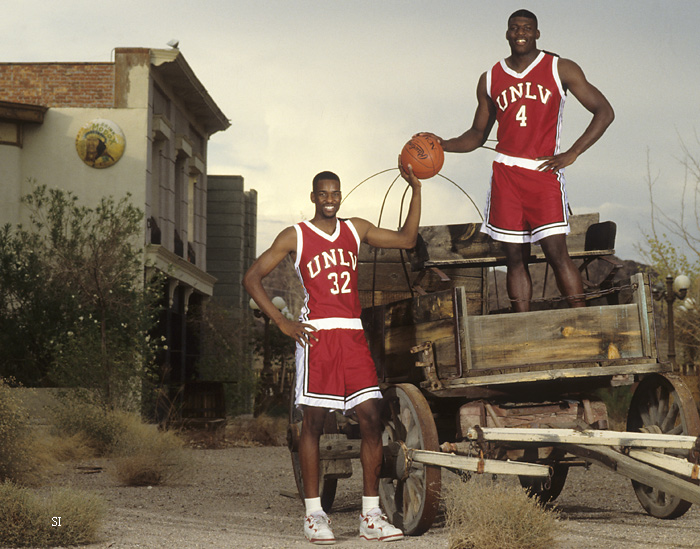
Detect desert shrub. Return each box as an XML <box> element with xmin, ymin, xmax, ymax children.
<box><xmin>112</xmin><ymin>414</ymin><xmax>187</xmax><ymax>486</ymax></box>
<box><xmin>50</xmin><ymin>394</ymin><xmax>125</xmax><ymax>455</ymax></box>
<box><xmin>0</xmin><ymin>380</ymin><xmax>40</xmax><ymax>484</ymax></box>
<box><xmin>445</xmin><ymin>476</ymin><xmax>560</xmax><ymax>549</ymax></box>
<box><xmin>0</xmin><ymin>481</ymin><xmax>104</xmax><ymax>547</ymax></box>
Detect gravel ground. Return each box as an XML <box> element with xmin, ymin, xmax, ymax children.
<box><xmin>47</xmin><ymin>444</ymin><xmax>700</xmax><ymax>549</ymax></box>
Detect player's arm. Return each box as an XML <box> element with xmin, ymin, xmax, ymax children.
<box><xmin>419</xmin><ymin>72</ymin><xmax>497</xmax><ymax>153</ymax></box>
<box><xmin>242</xmin><ymin>227</ymin><xmax>317</xmax><ymax>346</ymax></box>
<box><xmin>537</xmin><ymin>58</ymin><xmax>615</xmax><ymax>172</ymax></box>
<box><xmin>351</xmin><ymin>160</ymin><xmax>422</xmax><ymax>250</ymax></box>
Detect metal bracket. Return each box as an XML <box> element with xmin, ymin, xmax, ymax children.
<box><xmin>411</xmin><ymin>341</ymin><xmax>444</xmax><ymax>390</ymax></box>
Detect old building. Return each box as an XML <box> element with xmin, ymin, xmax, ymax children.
<box><xmin>0</xmin><ymin>48</ymin><xmax>256</xmax><ymax>413</ymax></box>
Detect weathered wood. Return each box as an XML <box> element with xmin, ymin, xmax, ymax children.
<box><xmin>467</xmin><ymin>304</ymin><xmax>644</xmax><ymax>370</ymax></box>
<box><xmin>465</xmin><ymin>427</ymin><xmax>700</xmax><ymax>450</ymax></box>
<box><xmin>628</xmin><ymin>449</ymin><xmax>700</xmax><ymax>479</ymax></box>
<box><xmin>409</xmin><ymin>449</ymin><xmax>550</xmax><ymax>477</ymax></box>
<box><xmin>319</xmin><ymin>434</ymin><xmax>361</xmax><ymax>460</ymax></box>
<box><xmin>429</xmin><ymin>360</ymin><xmax>665</xmax><ymax>391</ymax></box>
<box><xmin>458</xmin><ymin>400</ymin><xmax>608</xmax><ymax>435</ymax></box>
<box><xmin>564</xmin><ymin>444</ymin><xmax>700</xmax><ymax>505</ymax></box>
<box><xmin>412</xmin><ymin>213</ymin><xmax>603</xmax><ymax>269</ymax></box>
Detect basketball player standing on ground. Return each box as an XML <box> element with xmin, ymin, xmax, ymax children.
<box><xmin>423</xmin><ymin>9</ymin><xmax>614</xmax><ymax>311</ymax></box>
<box><xmin>243</xmin><ymin>164</ymin><xmax>421</xmax><ymax>544</ymax></box>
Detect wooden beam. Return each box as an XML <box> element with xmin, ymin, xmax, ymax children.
<box><xmin>628</xmin><ymin>449</ymin><xmax>700</xmax><ymax>480</ymax></box>
<box><xmin>465</xmin><ymin>427</ymin><xmax>699</xmax><ymax>450</ymax></box>
<box><xmin>409</xmin><ymin>449</ymin><xmax>550</xmax><ymax>477</ymax></box>
<box><xmin>564</xmin><ymin>444</ymin><xmax>700</xmax><ymax>505</ymax></box>
<box><xmin>435</xmin><ymin>360</ymin><xmax>664</xmax><ymax>389</ymax></box>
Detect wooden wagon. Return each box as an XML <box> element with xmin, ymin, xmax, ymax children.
<box><xmin>287</xmin><ymin>214</ymin><xmax>700</xmax><ymax>535</ymax></box>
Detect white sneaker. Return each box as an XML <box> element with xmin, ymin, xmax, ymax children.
<box><xmin>359</xmin><ymin>508</ymin><xmax>404</xmax><ymax>542</ymax></box>
<box><xmin>304</xmin><ymin>511</ymin><xmax>336</xmax><ymax>545</ymax></box>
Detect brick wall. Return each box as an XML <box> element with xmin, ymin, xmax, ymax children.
<box><xmin>0</xmin><ymin>63</ymin><xmax>114</xmax><ymax>107</ymax></box>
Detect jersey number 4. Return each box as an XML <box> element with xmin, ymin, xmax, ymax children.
<box><xmin>516</xmin><ymin>105</ymin><xmax>528</xmax><ymax>127</ymax></box>
<box><xmin>328</xmin><ymin>272</ymin><xmax>351</xmax><ymax>294</ymax></box>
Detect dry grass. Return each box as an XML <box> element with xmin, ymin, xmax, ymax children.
<box><xmin>112</xmin><ymin>414</ymin><xmax>188</xmax><ymax>486</ymax></box>
<box><xmin>0</xmin><ymin>481</ymin><xmax>105</xmax><ymax>547</ymax></box>
<box><xmin>445</xmin><ymin>476</ymin><xmax>561</xmax><ymax>549</ymax></box>
<box><xmin>0</xmin><ymin>380</ymin><xmax>44</xmax><ymax>485</ymax></box>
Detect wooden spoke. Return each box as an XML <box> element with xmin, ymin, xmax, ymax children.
<box><xmin>380</xmin><ymin>384</ymin><xmax>441</xmax><ymax>536</ymax></box>
<box><xmin>627</xmin><ymin>373</ymin><xmax>700</xmax><ymax>519</ymax></box>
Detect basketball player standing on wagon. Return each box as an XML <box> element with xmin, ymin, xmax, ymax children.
<box><xmin>243</xmin><ymin>165</ymin><xmax>421</xmax><ymax>544</ymax></box>
<box><xmin>423</xmin><ymin>9</ymin><xmax>614</xmax><ymax>311</ymax></box>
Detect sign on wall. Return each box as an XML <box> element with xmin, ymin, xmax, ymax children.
<box><xmin>75</xmin><ymin>118</ymin><xmax>126</xmax><ymax>169</ymax></box>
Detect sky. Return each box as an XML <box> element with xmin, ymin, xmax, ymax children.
<box><xmin>3</xmin><ymin>0</ymin><xmax>699</xmax><ymax>263</ymax></box>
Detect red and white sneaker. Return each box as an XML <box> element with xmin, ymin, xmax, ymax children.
<box><xmin>304</xmin><ymin>511</ymin><xmax>336</xmax><ymax>545</ymax></box>
<box><xmin>359</xmin><ymin>508</ymin><xmax>404</xmax><ymax>542</ymax></box>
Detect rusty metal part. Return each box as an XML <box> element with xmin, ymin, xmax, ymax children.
<box><xmin>411</xmin><ymin>341</ymin><xmax>444</xmax><ymax>391</ymax></box>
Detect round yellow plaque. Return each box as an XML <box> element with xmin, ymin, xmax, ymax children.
<box><xmin>75</xmin><ymin>119</ymin><xmax>126</xmax><ymax>169</ymax></box>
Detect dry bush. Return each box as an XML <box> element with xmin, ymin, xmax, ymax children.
<box><xmin>226</xmin><ymin>414</ymin><xmax>287</xmax><ymax>446</ymax></box>
<box><xmin>112</xmin><ymin>414</ymin><xmax>188</xmax><ymax>486</ymax></box>
<box><xmin>50</xmin><ymin>395</ymin><xmax>124</xmax><ymax>455</ymax></box>
<box><xmin>0</xmin><ymin>481</ymin><xmax>105</xmax><ymax>547</ymax></box>
<box><xmin>0</xmin><ymin>380</ymin><xmax>44</xmax><ymax>485</ymax></box>
<box><xmin>445</xmin><ymin>476</ymin><xmax>561</xmax><ymax>549</ymax></box>
<box><xmin>32</xmin><ymin>432</ymin><xmax>95</xmax><ymax>463</ymax></box>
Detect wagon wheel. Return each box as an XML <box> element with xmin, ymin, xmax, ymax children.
<box><xmin>380</xmin><ymin>384</ymin><xmax>441</xmax><ymax>536</ymax></box>
<box><xmin>519</xmin><ymin>462</ymin><xmax>569</xmax><ymax>503</ymax></box>
<box><xmin>287</xmin><ymin>384</ymin><xmax>338</xmax><ymax>513</ymax></box>
<box><xmin>626</xmin><ymin>373</ymin><xmax>700</xmax><ymax>519</ymax></box>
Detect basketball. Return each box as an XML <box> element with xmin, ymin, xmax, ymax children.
<box><xmin>400</xmin><ymin>134</ymin><xmax>444</xmax><ymax>179</ymax></box>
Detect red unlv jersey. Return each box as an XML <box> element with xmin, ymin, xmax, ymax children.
<box><xmin>294</xmin><ymin>219</ymin><xmax>362</xmax><ymax>322</ymax></box>
<box><xmin>486</xmin><ymin>51</ymin><xmax>566</xmax><ymax>159</ymax></box>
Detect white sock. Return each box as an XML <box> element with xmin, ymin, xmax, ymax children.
<box><xmin>362</xmin><ymin>496</ymin><xmax>380</xmax><ymax>515</ymax></box>
<box><xmin>305</xmin><ymin>497</ymin><xmax>323</xmax><ymax>516</ymax></box>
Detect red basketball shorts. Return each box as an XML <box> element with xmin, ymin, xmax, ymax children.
<box><xmin>481</xmin><ymin>161</ymin><xmax>569</xmax><ymax>244</ymax></box>
<box><xmin>294</xmin><ymin>328</ymin><xmax>381</xmax><ymax>411</ymax></box>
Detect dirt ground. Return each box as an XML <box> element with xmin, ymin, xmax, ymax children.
<box><xmin>47</xmin><ymin>441</ymin><xmax>700</xmax><ymax>549</ymax></box>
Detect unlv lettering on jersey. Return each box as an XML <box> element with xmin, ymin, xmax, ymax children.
<box><xmin>494</xmin><ymin>82</ymin><xmax>553</xmax><ymax>112</ymax></box>
<box><xmin>306</xmin><ymin>248</ymin><xmax>358</xmax><ymax>279</ymax></box>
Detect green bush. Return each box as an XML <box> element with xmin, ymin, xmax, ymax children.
<box><xmin>0</xmin><ymin>481</ymin><xmax>104</xmax><ymax>547</ymax></box>
<box><xmin>445</xmin><ymin>476</ymin><xmax>560</xmax><ymax>549</ymax></box>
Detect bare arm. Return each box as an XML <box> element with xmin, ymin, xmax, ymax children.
<box><xmin>420</xmin><ymin>72</ymin><xmax>497</xmax><ymax>154</ymax></box>
<box><xmin>242</xmin><ymin>227</ymin><xmax>317</xmax><ymax>346</ymax></box>
<box><xmin>537</xmin><ymin>58</ymin><xmax>615</xmax><ymax>172</ymax></box>
<box><xmin>351</xmin><ymin>159</ymin><xmax>422</xmax><ymax>249</ymax></box>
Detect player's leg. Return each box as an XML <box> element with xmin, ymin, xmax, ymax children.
<box><xmin>539</xmin><ymin>234</ymin><xmax>585</xmax><ymax>307</ymax></box>
<box><xmin>504</xmin><ymin>242</ymin><xmax>533</xmax><ymax>312</ymax></box>
<box><xmin>299</xmin><ymin>405</ymin><xmax>328</xmax><ymax>499</ymax></box>
<box><xmin>354</xmin><ymin>398</ymin><xmax>383</xmax><ymax>496</ymax></box>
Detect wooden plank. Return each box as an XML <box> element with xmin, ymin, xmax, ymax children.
<box><xmin>409</xmin><ymin>449</ymin><xmax>550</xmax><ymax>477</ymax></box>
<box><xmin>631</xmin><ymin>273</ymin><xmax>653</xmax><ymax>358</ymax></box>
<box><xmin>465</xmin><ymin>427</ymin><xmax>700</xmax><ymax>450</ymax></box>
<box><xmin>564</xmin><ymin>444</ymin><xmax>700</xmax><ymax>505</ymax></box>
<box><xmin>431</xmin><ymin>360</ymin><xmax>664</xmax><ymax>390</ymax></box>
<box><xmin>628</xmin><ymin>449</ymin><xmax>700</xmax><ymax>479</ymax></box>
<box><xmin>457</xmin><ymin>286</ymin><xmax>473</xmax><ymax>373</ymax></box>
<box><xmin>425</xmin><ymin>249</ymin><xmax>615</xmax><ymax>268</ymax></box>
<box><xmin>385</xmin><ymin>319</ymin><xmax>455</xmax><ymax>355</ymax></box>
<box><xmin>414</xmin><ymin>213</ymin><xmax>601</xmax><ymax>268</ymax></box>
<box><xmin>357</xmin><ymin>262</ymin><xmax>417</xmax><ymax>292</ymax></box>
<box><xmin>468</xmin><ymin>304</ymin><xmax>644</xmax><ymax>369</ymax></box>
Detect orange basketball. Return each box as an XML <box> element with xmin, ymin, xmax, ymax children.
<box><xmin>400</xmin><ymin>134</ymin><xmax>444</xmax><ymax>179</ymax></box>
